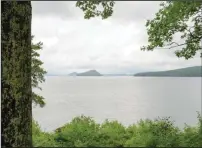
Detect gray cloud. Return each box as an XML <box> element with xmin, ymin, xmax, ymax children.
<box><xmin>32</xmin><ymin>1</ymin><xmax>78</xmax><ymax>18</ymax></box>
<box><xmin>112</xmin><ymin>1</ymin><xmax>161</xmax><ymax>23</ymax></box>
<box><xmin>32</xmin><ymin>1</ymin><xmax>201</xmax><ymax>75</ymax></box>
<box><xmin>32</xmin><ymin>1</ymin><xmax>161</xmax><ymax>21</ymax></box>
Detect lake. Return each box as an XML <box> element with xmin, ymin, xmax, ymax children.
<box><xmin>33</xmin><ymin>76</ymin><xmax>201</xmax><ymax>132</ymax></box>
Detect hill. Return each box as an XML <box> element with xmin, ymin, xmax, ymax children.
<box><xmin>69</xmin><ymin>70</ymin><xmax>102</xmax><ymax>76</ymax></box>
<box><xmin>134</xmin><ymin>66</ymin><xmax>202</xmax><ymax>77</ymax></box>
<box><xmin>103</xmin><ymin>74</ymin><xmax>132</xmax><ymax>76</ymax></box>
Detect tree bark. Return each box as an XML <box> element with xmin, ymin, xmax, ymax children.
<box><xmin>1</xmin><ymin>1</ymin><xmax>32</xmax><ymax>147</ymax></box>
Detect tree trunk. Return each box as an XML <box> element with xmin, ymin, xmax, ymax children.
<box><xmin>1</xmin><ymin>1</ymin><xmax>32</xmax><ymax>147</ymax></box>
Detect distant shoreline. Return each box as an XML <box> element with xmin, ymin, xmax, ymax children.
<box><xmin>46</xmin><ymin>66</ymin><xmax>202</xmax><ymax>77</ymax></box>
<box><xmin>134</xmin><ymin>66</ymin><xmax>202</xmax><ymax>77</ymax></box>
<box><xmin>45</xmin><ymin>75</ymin><xmax>201</xmax><ymax>78</ymax></box>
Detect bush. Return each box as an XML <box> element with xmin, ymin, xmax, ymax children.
<box><xmin>180</xmin><ymin>112</ymin><xmax>202</xmax><ymax>147</ymax></box>
<box><xmin>32</xmin><ymin>119</ymin><xmax>59</xmax><ymax>147</ymax></box>
<box><xmin>125</xmin><ymin>117</ymin><xmax>181</xmax><ymax>147</ymax></box>
<box><xmin>97</xmin><ymin>120</ymin><xmax>127</xmax><ymax>147</ymax></box>
<box><xmin>33</xmin><ymin>114</ymin><xmax>201</xmax><ymax>147</ymax></box>
<box><xmin>54</xmin><ymin>115</ymin><xmax>100</xmax><ymax>147</ymax></box>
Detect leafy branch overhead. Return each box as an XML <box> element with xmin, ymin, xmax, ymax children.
<box><xmin>76</xmin><ymin>1</ymin><xmax>115</xmax><ymax>19</ymax></box>
<box><xmin>141</xmin><ymin>1</ymin><xmax>202</xmax><ymax>60</ymax></box>
<box><xmin>76</xmin><ymin>1</ymin><xmax>202</xmax><ymax>60</ymax></box>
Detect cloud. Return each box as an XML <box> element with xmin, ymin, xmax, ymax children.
<box><xmin>112</xmin><ymin>1</ymin><xmax>161</xmax><ymax>23</ymax></box>
<box><xmin>32</xmin><ymin>1</ymin><xmax>76</xmax><ymax>18</ymax></box>
<box><xmin>32</xmin><ymin>1</ymin><xmax>201</xmax><ymax>75</ymax></box>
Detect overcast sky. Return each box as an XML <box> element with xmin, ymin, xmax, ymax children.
<box><xmin>32</xmin><ymin>1</ymin><xmax>201</xmax><ymax>75</ymax></box>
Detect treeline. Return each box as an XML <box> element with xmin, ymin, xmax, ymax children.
<box><xmin>33</xmin><ymin>114</ymin><xmax>202</xmax><ymax>147</ymax></box>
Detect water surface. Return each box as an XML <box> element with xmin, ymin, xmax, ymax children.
<box><xmin>33</xmin><ymin>76</ymin><xmax>201</xmax><ymax>132</ymax></box>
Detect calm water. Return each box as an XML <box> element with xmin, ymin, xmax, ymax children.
<box><xmin>33</xmin><ymin>76</ymin><xmax>201</xmax><ymax>132</ymax></box>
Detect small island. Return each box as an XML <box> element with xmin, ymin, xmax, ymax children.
<box><xmin>134</xmin><ymin>66</ymin><xmax>202</xmax><ymax>77</ymax></box>
<box><xmin>69</xmin><ymin>70</ymin><xmax>102</xmax><ymax>76</ymax></box>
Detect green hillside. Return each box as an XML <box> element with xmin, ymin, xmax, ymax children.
<box><xmin>134</xmin><ymin>66</ymin><xmax>202</xmax><ymax>77</ymax></box>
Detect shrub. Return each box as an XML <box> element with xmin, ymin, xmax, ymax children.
<box><xmin>54</xmin><ymin>115</ymin><xmax>100</xmax><ymax>147</ymax></box>
<box><xmin>32</xmin><ymin>119</ymin><xmax>58</xmax><ymax>147</ymax></box>
<box><xmin>180</xmin><ymin>112</ymin><xmax>202</xmax><ymax>147</ymax></box>
<box><xmin>33</xmin><ymin>113</ymin><xmax>201</xmax><ymax>147</ymax></box>
<box><xmin>125</xmin><ymin>117</ymin><xmax>181</xmax><ymax>147</ymax></box>
<box><xmin>97</xmin><ymin>120</ymin><xmax>127</xmax><ymax>147</ymax></box>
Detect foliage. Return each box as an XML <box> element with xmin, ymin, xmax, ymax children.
<box><xmin>181</xmin><ymin>124</ymin><xmax>199</xmax><ymax>147</ymax></box>
<box><xmin>141</xmin><ymin>1</ymin><xmax>202</xmax><ymax>60</ymax></box>
<box><xmin>77</xmin><ymin>1</ymin><xmax>202</xmax><ymax>59</ymax></box>
<box><xmin>32</xmin><ymin>120</ymin><xmax>59</xmax><ymax>147</ymax></box>
<box><xmin>33</xmin><ymin>114</ymin><xmax>201</xmax><ymax>147</ymax></box>
<box><xmin>55</xmin><ymin>115</ymin><xmax>100</xmax><ymax>147</ymax></box>
<box><xmin>125</xmin><ymin>117</ymin><xmax>181</xmax><ymax>147</ymax></box>
<box><xmin>31</xmin><ymin>36</ymin><xmax>47</xmax><ymax>107</ymax></box>
<box><xmin>97</xmin><ymin>120</ymin><xmax>127</xmax><ymax>147</ymax></box>
<box><xmin>76</xmin><ymin>1</ymin><xmax>115</xmax><ymax>19</ymax></box>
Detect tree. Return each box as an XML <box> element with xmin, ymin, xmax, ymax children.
<box><xmin>1</xmin><ymin>1</ymin><xmax>32</xmax><ymax>147</ymax></box>
<box><xmin>2</xmin><ymin>1</ymin><xmax>111</xmax><ymax>146</ymax></box>
<box><xmin>141</xmin><ymin>1</ymin><xmax>202</xmax><ymax>60</ymax></box>
<box><xmin>31</xmin><ymin>36</ymin><xmax>47</xmax><ymax>108</ymax></box>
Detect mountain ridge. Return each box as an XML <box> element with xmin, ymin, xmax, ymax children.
<box><xmin>134</xmin><ymin>66</ymin><xmax>202</xmax><ymax>77</ymax></box>
<box><xmin>69</xmin><ymin>70</ymin><xmax>102</xmax><ymax>76</ymax></box>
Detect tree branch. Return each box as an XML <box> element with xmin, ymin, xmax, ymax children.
<box><xmin>156</xmin><ymin>43</ymin><xmax>187</xmax><ymax>49</ymax></box>
<box><xmin>165</xmin><ymin>42</ymin><xmax>180</xmax><ymax>46</ymax></box>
